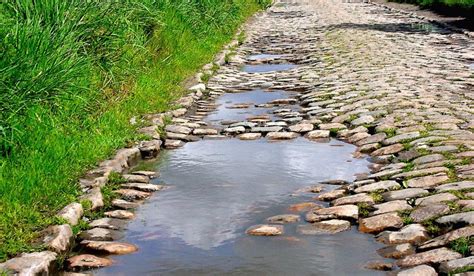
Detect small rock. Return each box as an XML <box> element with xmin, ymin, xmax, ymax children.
<box><xmin>406</xmin><ymin>173</ymin><xmax>449</xmax><ymax>188</ymax></box>
<box><xmin>239</xmin><ymin>133</ymin><xmax>261</xmax><ymax>140</ymax></box>
<box><xmin>89</xmin><ymin>218</ymin><xmax>127</xmax><ymax>230</ymax></box>
<box><xmin>306</xmin><ymin>130</ymin><xmax>330</xmax><ymax>140</ymax></box>
<box><xmin>371</xmin><ymin>144</ymin><xmax>404</xmax><ymax>156</ymax></box>
<box><xmin>436</xmin><ymin>211</ymin><xmax>474</xmax><ymax>225</ymax></box>
<box><xmin>165</xmin><ymin>125</ymin><xmax>192</xmax><ymax>135</ymax></box>
<box><xmin>383</xmin><ymin>188</ymin><xmax>429</xmax><ymax>201</ymax></box>
<box><xmin>80</xmin><ymin>240</ymin><xmax>138</xmax><ymax>255</ymax></box>
<box><xmin>316</xmin><ymin>189</ymin><xmax>347</xmax><ymax>201</ymax></box>
<box><xmin>288</xmin><ymin>202</ymin><xmax>321</xmax><ymax>212</ymax></box>
<box><xmin>297</xmin><ymin>219</ymin><xmax>351</xmax><ymax>235</ymax></box>
<box><xmin>0</xmin><ymin>251</ymin><xmax>57</xmax><ymax>275</ymax></box>
<box><xmin>114</xmin><ymin>189</ymin><xmax>150</xmax><ymax>201</ymax></box>
<box><xmin>120</xmin><ymin>183</ymin><xmax>163</xmax><ymax>192</ymax></box>
<box><xmin>436</xmin><ymin>181</ymin><xmax>474</xmax><ymax>192</ymax></box>
<box><xmin>332</xmin><ymin>193</ymin><xmax>374</xmax><ymax>206</ymax></box>
<box><xmin>42</xmin><ymin>224</ymin><xmax>73</xmax><ymax>253</ymax></box>
<box><xmin>415</xmin><ymin>193</ymin><xmax>458</xmax><ymax>206</ymax></box>
<box><xmin>246</xmin><ymin>225</ymin><xmax>283</xmax><ymax>236</ymax></box>
<box><xmin>164</xmin><ymin>139</ymin><xmax>185</xmax><ymax>149</ymax></box>
<box><xmin>396</xmin><ymin>247</ymin><xmax>462</xmax><ymax>267</ymax></box>
<box><xmin>289</xmin><ymin>123</ymin><xmax>313</xmax><ymax>133</ymax></box>
<box><xmin>413</xmin><ymin>154</ymin><xmax>445</xmax><ymax>165</ymax></box>
<box><xmin>359</xmin><ymin>212</ymin><xmax>403</xmax><ymax>234</ymax></box>
<box><xmin>318</xmin><ymin>123</ymin><xmax>347</xmax><ymax>130</ymax></box>
<box><xmin>305</xmin><ymin>205</ymin><xmax>358</xmax><ymax>222</ymax></box>
<box><xmin>122</xmin><ymin>174</ymin><xmax>149</xmax><ymax>183</ymax></box>
<box><xmin>377</xmin><ymin>243</ymin><xmax>416</xmax><ymax>259</ymax></box>
<box><xmin>57</xmin><ymin>202</ymin><xmax>83</xmax><ymax>226</ymax></box>
<box><xmin>80</xmin><ymin>187</ymin><xmax>103</xmax><ymax>210</ymax></box>
<box><xmin>68</xmin><ymin>254</ymin><xmax>113</xmax><ymax>270</ymax></box>
<box><xmin>459</xmin><ymin>200</ymin><xmax>474</xmax><ymax>210</ymax></box>
<box><xmin>111</xmin><ymin>199</ymin><xmax>139</xmax><ymax>209</ymax></box>
<box><xmin>409</xmin><ymin>204</ymin><xmax>450</xmax><ymax>223</ymax></box>
<box><xmin>266</xmin><ymin>132</ymin><xmax>299</xmax><ymax>140</ymax></box>
<box><xmin>104</xmin><ymin>210</ymin><xmax>135</xmax><ymax>219</ymax></box>
<box><xmin>373</xmin><ymin>200</ymin><xmax>412</xmax><ymax>215</ymax></box>
<box><xmin>420</xmin><ymin>226</ymin><xmax>474</xmax><ymax>250</ymax></box>
<box><xmin>351</xmin><ymin>115</ymin><xmax>375</xmax><ymax>126</ymax></box>
<box><xmin>364</xmin><ymin>260</ymin><xmax>393</xmax><ymax>271</ymax></box>
<box><xmin>397</xmin><ymin>264</ymin><xmax>437</xmax><ymax>276</ymax></box>
<box><xmin>356</xmin><ymin>133</ymin><xmax>387</xmax><ymax>146</ymax></box>
<box><xmin>266</xmin><ymin>214</ymin><xmax>300</xmax><ymax>224</ymax></box>
<box><xmin>132</xmin><ymin>171</ymin><xmax>157</xmax><ymax>178</ymax></box>
<box><xmin>193</xmin><ymin>128</ymin><xmax>218</xmax><ymax>136</ymax></box>
<box><xmin>79</xmin><ymin>228</ymin><xmax>123</xmax><ymax>241</ymax></box>
<box><xmin>376</xmin><ymin>224</ymin><xmax>429</xmax><ymax>245</ymax></box>
<box><xmin>355</xmin><ymin>180</ymin><xmax>400</xmax><ymax>193</ymax></box>
<box><xmin>439</xmin><ymin>256</ymin><xmax>474</xmax><ymax>273</ymax></box>
<box><xmin>383</xmin><ymin>132</ymin><xmax>420</xmax><ymax>145</ymax></box>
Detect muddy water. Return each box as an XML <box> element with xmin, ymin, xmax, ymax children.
<box><xmin>95</xmin><ymin>138</ymin><xmax>385</xmax><ymax>275</ymax></box>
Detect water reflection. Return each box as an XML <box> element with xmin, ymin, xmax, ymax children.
<box><xmin>95</xmin><ymin>138</ymin><xmax>385</xmax><ymax>275</ymax></box>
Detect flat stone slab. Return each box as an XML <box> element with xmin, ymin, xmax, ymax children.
<box><xmin>436</xmin><ymin>211</ymin><xmax>474</xmax><ymax>225</ymax></box>
<box><xmin>288</xmin><ymin>202</ymin><xmax>321</xmax><ymax>212</ymax></box>
<box><xmin>412</xmin><ymin>154</ymin><xmax>444</xmax><ymax>165</ymax></box>
<box><xmin>122</xmin><ymin>174</ymin><xmax>149</xmax><ymax>183</ymax></box>
<box><xmin>439</xmin><ymin>256</ymin><xmax>474</xmax><ymax>273</ymax></box>
<box><xmin>266</xmin><ymin>132</ymin><xmax>299</xmax><ymax>140</ymax></box>
<box><xmin>382</xmin><ymin>188</ymin><xmax>429</xmax><ymax>201</ymax></box>
<box><xmin>383</xmin><ymin>132</ymin><xmax>420</xmax><ymax>145</ymax></box>
<box><xmin>415</xmin><ymin>193</ymin><xmax>458</xmax><ymax>206</ymax></box>
<box><xmin>306</xmin><ymin>130</ymin><xmax>330</xmax><ymax>139</ymax></box>
<box><xmin>89</xmin><ymin>218</ymin><xmax>127</xmax><ymax>230</ymax></box>
<box><xmin>436</xmin><ymin>181</ymin><xmax>474</xmax><ymax>192</ymax></box>
<box><xmin>409</xmin><ymin>204</ymin><xmax>450</xmax><ymax>223</ymax></box>
<box><xmin>420</xmin><ymin>226</ymin><xmax>474</xmax><ymax>250</ymax></box>
<box><xmin>164</xmin><ymin>139</ymin><xmax>185</xmax><ymax>149</ymax></box>
<box><xmin>315</xmin><ymin>189</ymin><xmax>346</xmax><ymax>201</ymax></box>
<box><xmin>114</xmin><ymin>189</ymin><xmax>150</xmax><ymax>201</ymax></box>
<box><xmin>246</xmin><ymin>225</ymin><xmax>283</xmax><ymax>236</ymax></box>
<box><xmin>397</xmin><ymin>265</ymin><xmax>437</xmax><ymax>276</ymax></box>
<box><xmin>359</xmin><ymin>212</ymin><xmax>403</xmax><ymax>234</ymax></box>
<box><xmin>192</xmin><ymin>128</ymin><xmax>218</xmax><ymax>136</ymax></box>
<box><xmin>396</xmin><ymin>247</ymin><xmax>462</xmax><ymax>268</ymax></box>
<box><xmin>266</xmin><ymin>214</ymin><xmax>300</xmax><ymax>224</ymax></box>
<box><xmin>297</xmin><ymin>219</ymin><xmax>351</xmax><ymax>235</ymax></box>
<box><xmin>250</xmin><ymin>126</ymin><xmax>282</xmax><ymax>133</ymax></box>
<box><xmin>332</xmin><ymin>193</ymin><xmax>374</xmax><ymax>206</ymax></box>
<box><xmin>121</xmin><ymin>183</ymin><xmax>164</xmax><ymax>192</ymax></box>
<box><xmin>78</xmin><ymin>228</ymin><xmax>123</xmax><ymax>241</ymax></box>
<box><xmin>376</xmin><ymin>224</ymin><xmax>429</xmax><ymax>245</ymax></box>
<box><xmin>355</xmin><ymin>180</ymin><xmax>400</xmax><ymax>193</ymax></box>
<box><xmin>165</xmin><ymin>125</ymin><xmax>192</xmax><ymax>135</ymax></box>
<box><xmin>318</xmin><ymin>123</ymin><xmax>346</xmax><ymax>130</ymax></box>
<box><xmin>0</xmin><ymin>251</ymin><xmax>57</xmax><ymax>275</ymax></box>
<box><xmin>104</xmin><ymin>210</ymin><xmax>135</xmax><ymax>219</ymax></box>
<box><xmin>371</xmin><ymin>143</ymin><xmax>404</xmax><ymax>156</ymax></box>
<box><xmin>406</xmin><ymin>173</ymin><xmax>449</xmax><ymax>188</ymax></box>
<box><xmin>306</xmin><ymin>205</ymin><xmax>358</xmax><ymax>222</ymax></box>
<box><xmin>289</xmin><ymin>123</ymin><xmax>313</xmax><ymax>133</ymax></box>
<box><xmin>80</xmin><ymin>240</ymin><xmax>138</xmax><ymax>255</ymax></box>
<box><xmin>239</xmin><ymin>133</ymin><xmax>262</xmax><ymax>140</ymax></box>
<box><xmin>68</xmin><ymin>254</ymin><xmax>113</xmax><ymax>270</ymax></box>
<box><xmin>373</xmin><ymin>200</ymin><xmax>412</xmax><ymax>215</ymax></box>
<box><xmin>391</xmin><ymin>167</ymin><xmax>449</xmax><ymax>180</ymax></box>
<box><xmin>111</xmin><ymin>199</ymin><xmax>139</xmax><ymax>209</ymax></box>
<box><xmin>377</xmin><ymin>243</ymin><xmax>416</xmax><ymax>259</ymax></box>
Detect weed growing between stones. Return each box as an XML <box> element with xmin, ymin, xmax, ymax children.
<box><xmin>449</xmin><ymin>237</ymin><xmax>474</xmax><ymax>256</ymax></box>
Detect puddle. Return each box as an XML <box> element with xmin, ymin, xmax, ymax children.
<box><xmin>410</xmin><ymin>23</ymin><xmax>446</xmax><ymax>34</ymax></box>
<box><xmin>206</xmin><ymin>89</ymin><xmax>299</xmax><ymax>124</ymax></box>
<box><xmin>248</xmin><ymin>54</ymin><xmax>282</xmax><ymax>60</ymax></box>
<box><xmin>94</xmin><ymin>138</ymin><xmax>384</xmax><ymax>275</ymax></box>
<box><xmin>469</xmin><ymin>63</ymin><xmax>474</xmax><ymax>70</ymax></box>
<box><xmin>242</xmin><ymin>63</ymin><xmax>297</xmax><ymax>73</ymax></box>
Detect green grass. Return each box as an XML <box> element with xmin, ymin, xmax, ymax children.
<box><xmin>449</xmin><ymin>237</ymin><xmax>474</xmax><ymax>256</ymax></box>
<box><xmin>0</xmin><ymin>0</ymin><xmax>271</xmax><ymax>261</ymax></box>
<box><xmin>388</xmin><ymin>0</ymin><xmax>474</xmax><ymax>15</ymax></box>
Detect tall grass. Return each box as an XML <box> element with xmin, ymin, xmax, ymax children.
<box><xmin>0</xmin><ymin>0</ymin><xmax>270</xmax><ymax>261</ymax></box>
